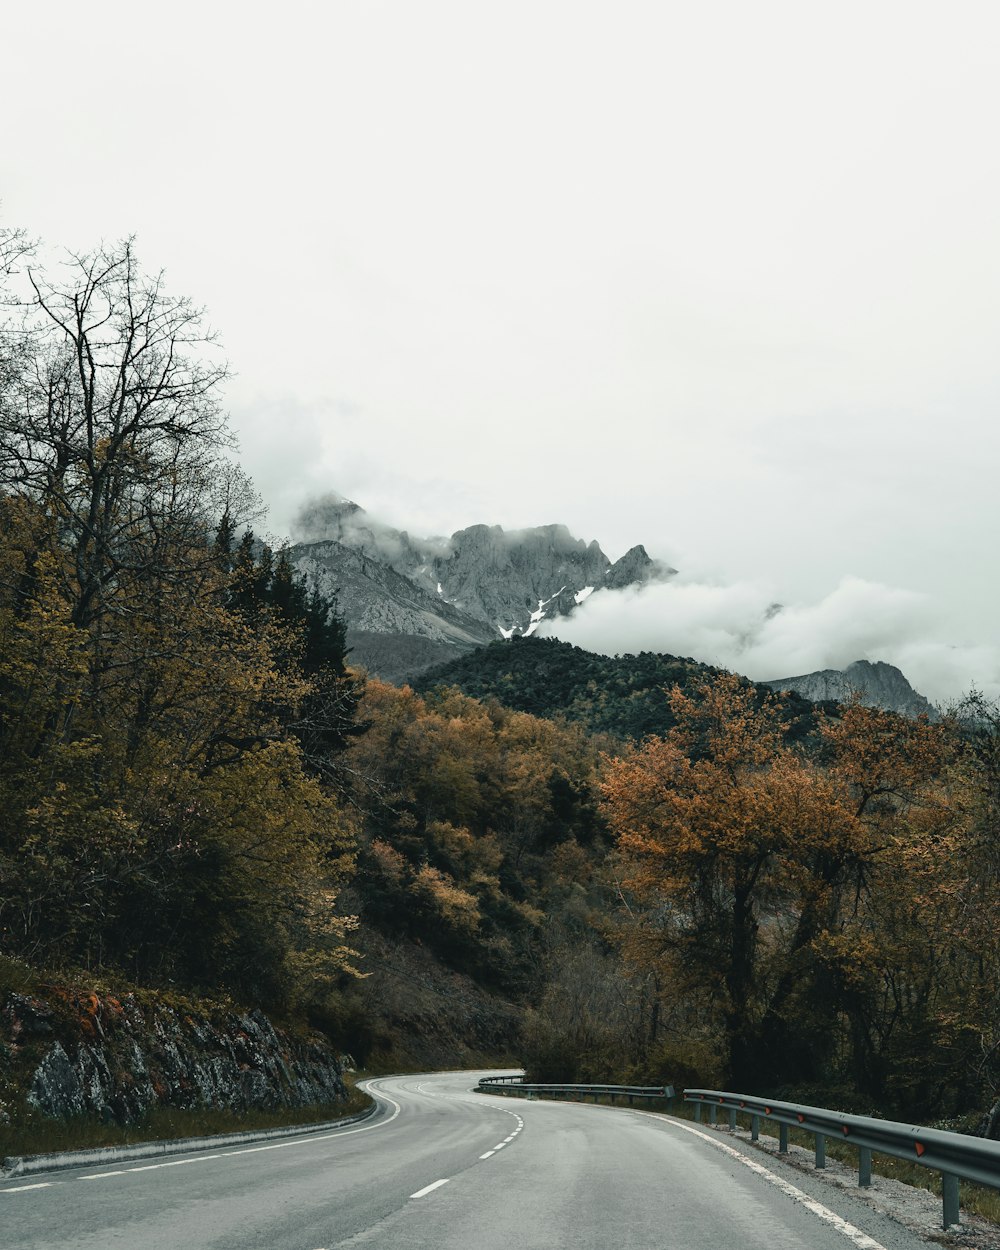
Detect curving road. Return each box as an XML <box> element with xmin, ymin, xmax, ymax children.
<box><xmin>1</xmin><ymin>1070</ymin><xmax>932</xmax><ymax>1249</ymax></box>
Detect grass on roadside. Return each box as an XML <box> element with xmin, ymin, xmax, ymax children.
<box><xmin>0</xmin><ymin>1076</ymin><xmax>373</xmax><ymax>1163</ymax></box>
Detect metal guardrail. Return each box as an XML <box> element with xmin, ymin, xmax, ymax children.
<box><xmin>477</xmin><ymin>1076</ymin><xmax>675</xmax><ymax>1107</ymax></box>
<box><xmin>686</xmin><ymin>1087</ymin><xmax>1000</xmax><ymax>1229</ymax></box>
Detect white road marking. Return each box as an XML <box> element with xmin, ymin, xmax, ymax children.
<box><xmin>646</xmin><ymin>1116</ymin><xmax>891</xmax><ymax>1250</ymax></box>
<box><xmin>13</xmin><ymin>1084</ymin><xmax>403</xmax><ymax>1191</ymax></box>
<box><xmin>493</xmin><ymin>1143</ymin><xmax>506</xmax><ymax>1150</ymax></box>
<box><xmin>480</xmin><ymin>1151</ymin><xmax>495</xmax><ymax>1159</ymax></box>
<box><xmin>188</xmin><ymin>1083</ymin><xmax>402</xmax><ymax>1165</ymax></box>
<box><xmin>128</xmin><ymin>1154</ymin><xmax>221</xmax><ymax>1172</ymax></box>
<box><xmin>8</xmin><ymin>1076</ymin><xmax>494</xmax><ymax>1196</ymax></box>
<box><xmin>410</xmin><ymin>1178</ymin><xmax>449</xmax><ymax>1198</ymax></box>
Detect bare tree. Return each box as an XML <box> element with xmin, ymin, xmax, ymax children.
<box><xmin>0</xmin><ymin>237</ymin><xmax>257</xmax><ymax>630</ymax></box>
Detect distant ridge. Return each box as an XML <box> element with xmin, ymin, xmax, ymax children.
<box><xmin>287</xmin><ymin>498</ymin><xmax>935</xmax><ymax>717</ymax></box>
<box><xmin>415</xmin><ymin>636</ymin><xmax>820</xmax><ymax>743</ymax></box>
<box><xmin>761</xmin><ymin>659</ymin><xmax>938</xmax><ymax>720</ymax></box>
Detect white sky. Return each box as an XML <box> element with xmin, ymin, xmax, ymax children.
<box><xmin>4</xmin><ymin>1</ymin><xmax>999</xmax><ymax>702</ymax></box>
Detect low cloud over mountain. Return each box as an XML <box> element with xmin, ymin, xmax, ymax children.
<box><xmin>540</xmin><ymin>574</ymin><xmax>998</xmax><ymax>707</ymax></box>
<box><xmin>290</xmin><ymin>494</ymin><xmax>997</xmax><ymax>706</ymax></box>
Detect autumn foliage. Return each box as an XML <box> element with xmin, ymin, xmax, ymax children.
<box><xmin>598</xmin><ymin>674</ymin><xmax>999</xmax><ymax>1119</ymax></box>
<box><xmin>0</xmin><ymin>235</ymin><xmax>359</xmax><ymax>1013</ymax></box>
<box><xmin>3</xmin><ymin>226</ymin><xmax>999</xmax><ymax>1128</ymax></box>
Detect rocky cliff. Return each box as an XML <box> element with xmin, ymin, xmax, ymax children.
<box><xmin>1</xmin><ymin>986</ymin><xmax>347</xmax><ymax>1133</ymax></box>
<box><xmin>762</xmin><ymin>659</ymin><xmax>938</xmax><ymax>719</ymax></box>
<box><xmin>289</xmin><ymin>496</ymin><xmax>675</xmax><ymax>683</ymax></box>
<box><xmin>288</xmin><ymin>499</ymin><xmax>935</xmax><ymax>714</ymax></box>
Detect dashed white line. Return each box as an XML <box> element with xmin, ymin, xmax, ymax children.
<box><xmin>480</xmin><ymin>1151</ymin><xmax>496</xmax><ymax>1159</ymax></box>
<box><xmin>410</xmin><ymin>1178</ymin><xmax>449</xmax><ymax>1198</ymax></box>
<box><xmin>1</xmin><ymin>1183</ymin><xmax>54</xmax><ymax>1193</ymax></box>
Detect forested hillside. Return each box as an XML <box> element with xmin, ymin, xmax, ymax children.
<box><xmin>416</xmin><ymin>636</ymin><xmax>822</xmax><ymax>743</ymax></box>
<box><xmin>2</xmin><ymin>225</ymin><xmax>999</xmax><ymax>1149</ymax></box>
<box><xmin>0</xmin><ymin>232</ymin><xmax>362</xmax><ymax>1029</ymax></box>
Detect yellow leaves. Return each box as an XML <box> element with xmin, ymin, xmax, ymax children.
<box><xmin>412</xmin><ymin>865</ymin><xmax>481</xmax><ymax>933</ymax></box>
<box><xmin>820</xmin><ymin>697</ymin><xmax>957</xmax><ymax>818</ymax></box>
<box><xmin>369</xmin><ymin>838</ymin><xmax>407</xmax><ymax>883</ymax></box>
<box><xmin>195</xmin><ymin>738</ymin><xmax>352</xmax><ymax>873</ymax></box>
<box><xmin>428</xmin><ymin>821</ymin><xmax>503</xmax><ymax>879</ymax></box>
<box><xmin>602</xmin><ymin>700</ymin><xmax>850</xmax><ymax>903</ymax></box>
<box><xmin>348</xmin><ymin>677</ymin><xmax>601</xmax><ymax>858</ymax></box>
<box><xmin>810</xmin><ymin>929</ymin><xmax>881</xmax><ymax>991</ymax></box>
<box><xmin>667</xmin><ymin>674</ymin><xmax>782</xmax><ymax>772</ymax></box>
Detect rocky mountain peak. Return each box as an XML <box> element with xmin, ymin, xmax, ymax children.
<box><xmin>286</xmin><ymin>496</ymin><xmax>674</xmax><ymax>682</ymax></box>
<box><xmin>605</xmin><ymin>544</ymin><xmax>677</xmax><ymax>590</ymax></box>
<box><xmin>762</xmin><ymin>659</ymin><xmax>938</xmax><ymax>720</ymax></box>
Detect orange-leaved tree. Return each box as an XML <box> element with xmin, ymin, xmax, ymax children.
<box><xmin>602</xmin><ymin>675</ymin><xmax>878</xmax><ymax>1089</ymax></box>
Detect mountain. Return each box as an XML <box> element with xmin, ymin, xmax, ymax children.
<box><xmin>415</xmin><ymin>636</ymin><xmax>821</xmax><ymax>743</ymax></box>
<box><xmin>288</xmin><ymin>497</ymin><xmax>675</xmax><ymax>682</ymax></box>
<box><xmin>761</xmin><ymin>659</ymin><xmax>938</xmax><ymax>719</ymax></box>
<box><xmin>287</xmin><ymin>499</ymin><xmax>934</xmax><ymax>717</ymax></box>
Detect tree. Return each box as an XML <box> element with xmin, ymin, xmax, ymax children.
<box><xmin>1</xmin><ymin>238</ymin><xmax>255</xmax><ymax>628</ymax></box>
<box><xmin>0</xmin><ymin>233</ymin><xmax>360</xmax><ymax>1007</ymax></box>
<box><xmin>601</xmin><ymin>675</ymin><xmax>979</xmax><ymax>1108</ymax></box>
<box><xmin>602</xmin><ymin>676</ymin><xmax>870</xmax><ymax>1088</ymax></box>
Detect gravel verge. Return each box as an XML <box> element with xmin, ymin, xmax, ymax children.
<box><xmin>703</xmin><ymin>1121</ymin><xmax>1000</xmax><ymax>1250</ymax></box>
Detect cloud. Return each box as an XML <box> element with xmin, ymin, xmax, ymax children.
<box><xmin>540</xmin><ymin>575</ymin><xmax>1000</xmax><ymax>706</ymax></box>
<box><xmin>290</xmin><ymin>492</ymin><xmax>452</xmax><ymax>567</ymax></box>
<box><xmin>284</xmin><ymin>490</ymin><xmax>1000</xmax><ymax>707</ymax></box>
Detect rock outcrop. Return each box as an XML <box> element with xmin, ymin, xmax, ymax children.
<box><xmin>603</xmin><ymin>544</ymin><xmax>671</xmax><ymax>590</ymax></box>
<box><xmin>762</xmin><ymin>659</ymin><xmax>938</xmax><ymax>720</ymax></box>
<box><xmin>1</xmin><ymin>989</ymin><xmax>346</xmax><ymax>1128</ymax></box>
<box><xmin>289</xmin><ymin>496</ymin><xmax>676</xmax><ymax>682</ymax></box>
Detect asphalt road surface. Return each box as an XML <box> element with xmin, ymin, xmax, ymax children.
<box><xmin>1</xmin><ymin>1070</ymin><xmax>934</xmax><ymax>1249</ymax></box>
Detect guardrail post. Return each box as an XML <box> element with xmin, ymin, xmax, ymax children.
<box><xmin>942</xmin><ymin>1173</ymin><xmax>960</xmax><ymax>1229</ymax></box>
<box><xmin>750</xmin><ymin>1114</ymin><xmax>760</xmax><ymax>1141</ymax></box>
<box><xmin>728</xmin><ymin>1108</ymin><xmax>737</xmax><ymax>1131</ymax></box>
<box><xmin>814</xmin><ymin>1133</ymin><xmax>826</xmax><ymax>1168</ymax></box>
<box><xmin>694</xmin><ymin>1102</ymin><xmax>702</xmax><ymax>1123</ymax></box>
<box><xmin>778</xmin><ymin>1123</ymin><xmax>788</xmax><ymax>1153</ymax></box>
<box><xmin>858</xmin><ymin>1146</ymin><xmax>871</xmax><ymax>1187</ymax></box>
<box><xmin>709</xmin><ymin>1104</ymin><xmax>718</xmax><ymax>1125</ymax></box>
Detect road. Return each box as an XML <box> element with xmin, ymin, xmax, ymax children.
<box><xmin>1</xmin><ymin>1070</ymin><xmax>933</xmax><ymax>1249</ymax></box>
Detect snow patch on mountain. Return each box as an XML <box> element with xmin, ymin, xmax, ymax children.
<box><xmin>287</xmin><ymin>494</ymin><xmax>677</xmax><ymax>682</ymax></box>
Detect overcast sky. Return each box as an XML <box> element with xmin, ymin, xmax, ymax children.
<box><xmin>4</xmin><ymin>1</ymin><xmax>999</xmax><ymax>702</ymax></box>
